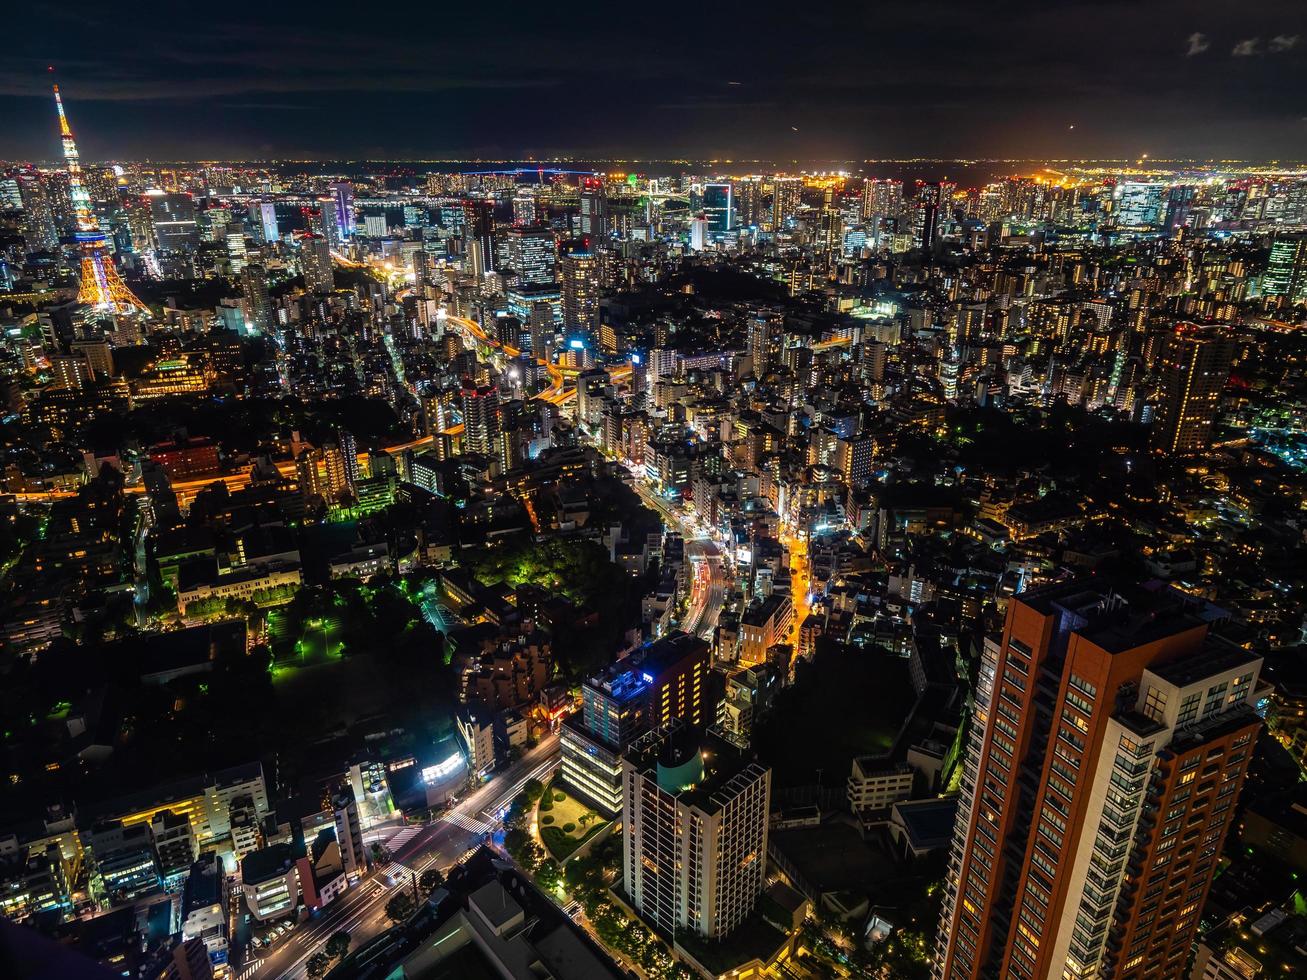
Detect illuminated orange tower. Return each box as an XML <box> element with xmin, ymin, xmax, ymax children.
<box><xmin>52</xmin><ymin>81</ymin><xmax>149</xmax><ymax>315</ymax></box>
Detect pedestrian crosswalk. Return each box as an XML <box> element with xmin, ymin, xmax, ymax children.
<box><xmin>386</xmin><ymin>826</ymin><xmax>422</xmax><ymax>851</ymax></box>
<box><xmin>234</xmin><ymin>960</ymin><xmax>261</xmax><ymax>980</ymax></box>
<box><xmin>442</xmin><ymin>810</ymin><xmax>492</xmax><ymax>834</ymax></box>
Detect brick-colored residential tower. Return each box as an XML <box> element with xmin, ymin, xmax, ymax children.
<box><xmin>934</xmin><ymin>581</ymin><xmax>1264</xmax><ymax>980</ymax></box>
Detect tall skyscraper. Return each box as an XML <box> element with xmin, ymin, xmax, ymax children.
<box><xmin>916</xmin><ymin>181</ymin><xmax>943</xmax><ymax>252</ymax></box>
<box><xmin>1263</xmin><ymin>234</ymin><xmax>1307</xmax><ymax>303</ymax></box>
<box><xmin>512</xmin><ymin>189</ymin><xmax>538</xmax><ymax>227</ymax></box>
<box><xmin>13</xmin><ymin>172</ymin><xmax>60</xmax><ymax>252</ymax></box>
<box><xmin>328</xmin><ymin>181</ymin><xmax>354</xmax><ymax>239</ymax></box>
<box><xmin>240</xmin><ymin>265</ymin><xmax>274</xmax><ymax>333</ymax></box>
<box><xmin>1115</xmin><ymin>182</ymin><xmax>1165</xmax><ymax>228</ymax></box>
<box><xmin>770</xmin><ymin>176</ymin><xmax>803</xmax><ymax>231</ymax></box>
<box><xmin>579</xmin><ymin>180</ymin><xmax>607</xmax><ymax>241</ymax></box>
<box><xmin>148</xmin><ymin>191</ymin><xmax>199</xmax><ymax>252</ymax></box>
<box><xmin>735</xmin><ymin>177</ymin><xmax>763</xmax><ymax>228</ymax></box>
<box><xmin>1150</xmin><ymin>324</ymin><xmax>1234</xmax><ymax>455</ymax></box>
<box><xmin>560</xmin><ymin>251</ymin><xmax>600</xmax><ymax>334</ymax></box>
<box><xmin>299</xmin><ymin>234</ymin><xmax>335</xmax><ymax>294</ymax></box>
<box><xmin>460</xmin><ymin>384</ymin><xmax>497</xmax><ymax>456</ymax></box>
<box><xmin>50</xmin><ymin>84</ymin><xmax>148</xmax><ymax>314</ymax></box>
<box><xmin>622</xmin><ymin>722</ymin><xmax>771</xmax><ymax>940</ymax></box>
<box><xmin>702</xmin><ymin>182</ymin><xmax>733</xmax><ymax>235</ymax></box>
<box><xmin>463</xmin><ymin>199</ymin><xmax>495</xmax><ymax>274</ymax></box>
<box><xmin>505</xmin><ymin>225</ymin><xmax>557</xmax><ymax>286</ymax></box>
<box><xmin>311</xmin><ymin>200</ymin><xmax>340</xmax><ymax>247</ymax></box>
<box><xmin>249</xmin><ymin>201</ymin><xmax>278</xmax><ymax>244</ymax></box>
<box><xmin>862</xmin><ymin>177</ymin><xmax>904</xmax><ymax>222</ymax></box>
<box><xmin>934</xmin><ymin>580</ymin><xmax>1264</xmax><ymax>980</ymax></box>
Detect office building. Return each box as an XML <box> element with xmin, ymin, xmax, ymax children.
<box><xmin>702</xmin><ymin>182</ymin><xmax>733</xmax><ymax>235</ymax></box>
<box><xmin>151</xmin><ymin>809</ymin><xmax>197</xmax><ymax>889</ymax></box>
<box><xmin>1151</xmin><ymin>324</ymin><xmax>1234</xmax><ymax>455</ymax></box>
<box><xmin>506</xmin><ymin>225</ymin><xmax>556</xmax><ymax>286</ymax></box>
<box><xmin>180</xmin><ymin>852</ymin><xmax>229</xmax><ymax>967</ymax></box>
<box><xmin>622</xmin><ymin>722</ymin><xmax>771</xmax><ymax>939</ymax></box>
<box><xmin>249</xmin><ymin>200</ymin><xmax>278</xmax><ymax>244</ymax></box>
<box><xmin>148</xmin><ymin>191</ymin><xmax>199</xmax><ymax>251</ymax></box>
<box><xmin>512</xmin><ymin>189</ymin><xmax>538</xmax><ymax>226</ymax></box>
<box><xmin>1263</xmin><ymin>234</ymin><xmax>1307</xmax><ymax>304</ymax></box>
<box><xmin>88</xmin><ymin>821</ymin><xmax>159</xmax><ymax>903</ymax></box>
<box><xmin>1115</xmin><ymin>183</ymin><xmax>1165</xmax><ymax>228</ymax></box>
<box><xmin>328</xmin><ymin>181</ymin><xmax>354</xmax><ymax>239</ymax></box>
<box><xmin>934</xmin><ymin>581</ymin><xmax>1265</xmax><ymax>980</ymax></box>
<box><xmin>561</xmin><ymin>631</ymin><xmax>710</xmax><ymax>817</ymax></box>
<box><xmin>464</xmin><ymin>198</ymin><xmax>495</xmax><ymax>274</ymax></box>
<box><xmin>241</xmin><ymin>843</ymin><xmax>298</xmax><ymax>923</ymax></box>
<box><xmin>579</xmin><ymin>181</ymin><xmax>607</xmax><ymax>241</ymax></box>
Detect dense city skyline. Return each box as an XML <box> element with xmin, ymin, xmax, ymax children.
<box><xmin>3</xmin><ymin>25</ymin><xmax>1307</xmax><ymax>980</ymax></box>
<box><xmin>4</xmin><ymin>0</ymin><xmax>1307</xmax><ymax>161</ymax></box>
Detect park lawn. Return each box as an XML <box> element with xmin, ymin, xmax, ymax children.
<box><xmin>538</xmin><ymin>781</ymin><xmax>608</xmax><ymax>861</ymax></box>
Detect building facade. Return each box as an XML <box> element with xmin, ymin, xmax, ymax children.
<box><xmin>934</xmin><ymin>581</ymin><xmax>1265</xmax><ymax>980</ymax></box>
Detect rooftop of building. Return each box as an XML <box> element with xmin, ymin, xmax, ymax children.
<box><xmin>623</xmin><ymin>722</ymin><xmax>767</xmax><ymax>814</ymax></box>
<box><xmin>1020</xmin><ymin>579</ymin><xmax>1221</xmax><ymax>655</ymax></box>
<box><xmin>240</xmin><ymin>842</ymin><xmax>296</xmax><ymax>885</ymax></box>
<box><xmin>181</xmin><ymin>852</ymin><xmax>224</xmax><ymax>913</ymax></box>
<box><xmin>891</xmin><ymin>797</ymin><xmax>958</xmax><ymax>851</ymax></box>
<box><xmin>741</xmin><ymin>593</ymin><xmax>790</xmax><ymax>627</ymax></box>
<box><xmin>324</xmin><ymin>848</ymin><xmax>626</xmax><ymax>980</ymax></box>
<box><xmin>1148</xmin><ymin>638</ymin><xmax>1261</xmax><ymax>689</ymax></box>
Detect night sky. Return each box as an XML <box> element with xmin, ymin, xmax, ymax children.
<box><xmin>3</xmin><ymin>0</ymin><xmax>1306</xmax><ymax>163</ymax></box>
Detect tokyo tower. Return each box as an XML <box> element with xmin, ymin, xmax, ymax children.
<box><xmin>52</xmin><ymin>82</ymin><xmax>149</xmax><ymax>315</ymax></box>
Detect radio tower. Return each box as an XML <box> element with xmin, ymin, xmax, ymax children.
<box><xmin>51</xmin><ymin>79</ymin><xmax>149</xmax><ymax>315</ymax></box>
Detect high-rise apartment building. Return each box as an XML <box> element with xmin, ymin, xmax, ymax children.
<box><xmin>735</xmin><ymin>177</ymin><xmax>763</xmax><ymax>229</ymax></box>
<box><xmin>934</xmin><ymin>580</ymin><xmax>1265</xmax><ymax>980</ymax></box>
<box><xmin>622</xmin><ymin>722</ymin><xmax>771</xmax><ymax>940</ymax></box>
<box><xmin>770</xmin><ymin>177</ymin><xmax>803</xmax><ymax>231</ymax></box>
<box><xmin>862</xmin><ymin>177</ymin><xmax>904</xmax><ymax>223</ymax></box>
<box><xmin>300</xmin><ymin>234</ymin><xmax>335</xmax><ymax>294</ymax></box>
<box><xmin>240</xmin><ymin>264</ymin><xmax>273</xmax><ymax>333</ymax></box>
<box><xmin>1150</xmin><ymin>324</ymin><xmax>1234</xmax><ymax>455</ymax></box>
<box><xmin>560</xmin><ymin>251</ymin><xmax>600</xmax><ymax>334</ymax></box>
<box><xmin>460</xmin><ymin>384</ymin><xmax>498</xmax><ymax>456</ymax></box>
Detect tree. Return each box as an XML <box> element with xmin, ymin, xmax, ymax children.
<box><xmin>523</xmin><ymin>778</ymin><xmax>545</xmax><ymax>803</ymax></box>
<box><xmin>306</xmin><ymin>953</ymin><xmax>330</xmax><ymax>977</ymax></box>
<box><xmin>385</xmin><ymin>892</ymin><xmax>416</xmax><ymax>923</ymax></box>
<box><xmin>418</xmin><ymin>867</ymin><xmax>445</xmax><ymax>895</ymax></box>
<box><xmin>535</xmin><ymin>858</ymin><xmax>560</xmax><ymax>891</ymax></box>
<box><xmin>324</xmin><ymin>930</ymin><xmax>351</xmax><ymax>959</ymax></box>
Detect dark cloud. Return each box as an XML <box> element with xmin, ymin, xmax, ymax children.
<box><xmin>5</xmin><ymin>0</ymin><xmax>1307</xmax><ymax>161</ymax></box>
